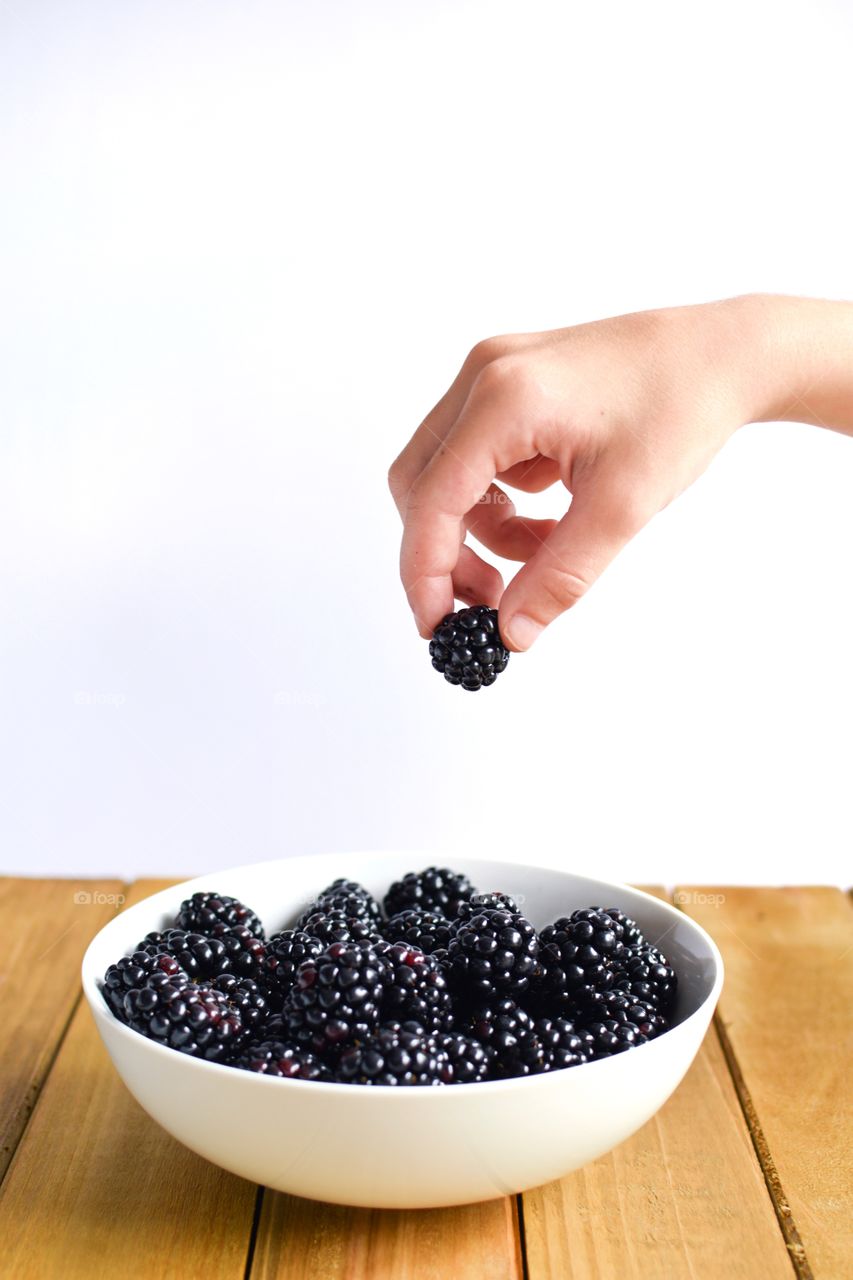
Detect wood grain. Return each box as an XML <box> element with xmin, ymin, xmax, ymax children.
<box><xmin>677</xmin><ymin>886</ymin><xmax>853</xmax><ymax>1280</ymax></box>
<box><xmin>522</xmin><ymin>886</ymin><xmax>794</xmax><ymax>1279</ymax></box>
<box><xmin>251</xmin><ymin>1192</ymin><xmax>522</xmax><ymax>1280</ymax></box>
<box><xmin>0</xmin><ymin>876</ymin><xmax>125</xmax><ymax>1182</ymax></box>
<box><xmin>0</xmin><ymin>879</ymin><xmax>258</xmax><ymax>1280</ymax></box>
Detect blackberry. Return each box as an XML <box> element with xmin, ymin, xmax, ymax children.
<box><xmin>282</xmin><ymin>940</ymin><xmax>385</xmax><ymax>1056</ymax></box>
<box><xmin>537</xmin><ymin>909</ymin><xmax>627</xmax><ymax>1012</ymax></box>
<box><xmin>429</xmin><ymin>605</ymin><xmax>509</xmax><ymax>691</ymax></box>
<box><xmin>533</xmin><ymin>1017</ymin><xmax>594</xmax><ymax>1070</ymax></box>
<box><xmin>305</xmin><ymin>878</ymin><xmax>382</xmax><ymax>923</ymax></box>
<box><xmin>174</xmin><ymin>891</ymin><xmax>265</xmax><ymax>940</ymax></box>
<box><xmin>262</xmin><ymin>930</ymin><xmax>325</xmax><ymax>1008</ymax></box>
<box><xmin>102</xmin><ymin>949</ymin><xmax>186</xmax><ymax>1020</ymax></box>
<box><xmin>383</xmin><ymin>908</ymin><xmax>453</xmax><ymax>954</ymax></box>
<box><xmin>446</xmin><ymin>908</ymin><xmax>540</xmax><ymax>1000</ymax></box>
<box><xmin>582</xmin><ymin>989</ymin><xmax>669</xmax><ymax>1039</ymax></box>
<box><xmin>235</xmin><ymin>1039</ymin><xmax>331</xmax><ymax>1080</ymax></box>
<box><xmin>298</xmin><ymin>909</ymin><xmax>382</xmax><ymax>947</ymax></box>
<box><xmin>123</xmin><ymin>976</ymin><xmax>246</xmax><ymax>1062</ymax></box>
<box><xmin>434</xmin><ymin>1032</ymin><xmax>495</xmax><ymax>1084</ymax></box>
<box><xmin>456</xmin><ymin>891</ymin><xmax>519</xmax><ymax>922</ymax></box>
<box><xmin>376</xmin><ymin>941</ymin><xmax>454</xmax><ymax>1032</ymax></box>
<box><xmin>613</xmin><ymin>943</ymin><xmax>678</xmax><ymax>1012</ymax></box>
<box><xmin>137</xmin><ymin>926</ymin><xmax>266</xmax><ymax>983</ymax></box>
<box><xmin>211</xmin><ymin>974</ymin><xmax>269</xmax><ymax>1030</ymax></box>
<box><xmin>584</xmin><ymin>1018</ymin><xmax>648</xmax><ymax>1058</ymax></box>
<box><xmin>383</xmin><ymin>866</ymin><xmax>476</xmax><ymax>921</ymax></box>
<box><xmin>463</xmin><ymin>997</ymin><xmax>535</xmax><ymax>1076</ymax></box>
<box><xmin>337</xmin><ymin>1021</ymin><xmax>443</xmax><ymax>1086</ymax></box>
<box><xmin>603</xmin><ymin>907</ymin><xmax>644</xmax><ymax>948</ymax></box>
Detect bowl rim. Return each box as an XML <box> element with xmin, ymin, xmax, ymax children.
<box><xmin>82</xmin><ymin>851</ymin><xmax>725</xmax><ymax>1096</ymax></box>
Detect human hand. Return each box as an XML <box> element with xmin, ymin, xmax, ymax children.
<box><xmin>388</xmin><ymin>294</ymin><xmax>853</xmax><ymax>650</ymax></box>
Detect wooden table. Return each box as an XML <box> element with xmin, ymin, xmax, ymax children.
<box><xmin>0</xmin><ymin>880</ymin><xmax>849</xmax><ymax>1279</ymax></box>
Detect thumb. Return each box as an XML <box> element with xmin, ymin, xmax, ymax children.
<box><xmin>498</xmin><ymin>478</ymin><xmax>650</xmax><ymax>651</ymax></box>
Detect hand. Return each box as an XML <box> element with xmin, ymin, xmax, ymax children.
<box><xmin>389</xmin><ymin>297</ymin><xmax>770</xmax><ymax>650</ymax></box>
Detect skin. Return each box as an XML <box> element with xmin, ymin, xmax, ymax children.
<box><xmin>389</xmin><ymin>294</ymin><xmax>853</xmax><ymax>650</ymax></box>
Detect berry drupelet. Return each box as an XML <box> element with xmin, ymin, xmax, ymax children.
<box><xmin>383</xmin><ymin>908</ymin><xmax>454</xmax><ymax>954</ymax></box>
<box><xmin>337</xmin><ymin>1021</ymin><xmax>443</xmax><ymax>1086</ymax></box>
<box><xmin>446</xmin><ymin>907</ymin><xmax>540</xmax><ymax>1000</ymax></box>
<box><xmin>429</xmin><ymin>605</ymin><xmax>509</xmax><ymax>691</ymax></box>
<box><xmin>235</xmin><ymin>1039</ymin><xmax>332</xmax><ymax>1080</ymax></box>
<box><xmin>174</xmin><ymin>891</ymin><xmax>265</xmax><ymax>940</ymax></box>
<box><xmin>281</xmin><ymin>940</ymin><xmax>385</xmax><ymax>1057</ymax></box>
<box><xmin>383</xmin><ymin>866</ymin><xmax>476</xmax><ymax>921</ymax></box>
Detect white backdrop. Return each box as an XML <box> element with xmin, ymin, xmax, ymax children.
<box><xmin>1</xmin><ymin>0</ymin><xmax>851</xmax><ymax>884</ymax></box>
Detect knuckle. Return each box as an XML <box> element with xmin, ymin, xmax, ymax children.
<box><xmin>465</xmin><ymin>336</ymin><xmax>507</xmax><ymax>371</ymax></box>
<box><xmin>387</xmin><ymin>457</ymin><xmax>408</xmax><ymax>501</ymax></box>
<box><xmin>473</xmin><ymin>353</ymin><xmax>532</xmax><ymax>401</ymax></box>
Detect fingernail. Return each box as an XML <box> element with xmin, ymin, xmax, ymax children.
<box><xmin>504</xmin><ymin>614</ymin><xmax>543</xmax><ymax>651</ymax></box>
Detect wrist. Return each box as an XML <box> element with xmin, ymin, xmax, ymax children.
<box><xmin>726</xmin><ymin>293</ymin><xmax>853</xmax><ymax>431</ymax></box>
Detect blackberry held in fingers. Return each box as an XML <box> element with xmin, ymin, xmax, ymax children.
<box><xmin>429</xmin><ymin>605</ymin><xmax>509</xmax><ymax>690</ymax></box>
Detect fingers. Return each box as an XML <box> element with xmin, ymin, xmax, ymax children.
<box><xmin>466</xmin><ymin>484</ymin><xmax>558</xmax><ymax>561</ymax></box>
<box><xmin>498</xmin><ymin>474</ymin><xmax>653</xmax><ymax>651</ymax></box>
<box><xmin>399</xmin><ymin>369</ymin><xmax>527</xmax><ymax>634</ymax></box>
<box><xmin>452</xmin><ymin>545</ymin><xmax>504</xmax><ymax>610</ymax></box>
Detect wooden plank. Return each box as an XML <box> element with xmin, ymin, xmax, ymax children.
<box><xmin>251</xmin><ymin>1192</ymin><xmax>522</xmax><ymax>1280</ymax></box>
<box><xmin>0</xmin><ymin>876</ymin><xmax>125</xmax><ymax>1182</ymax></box>
<box><xmin>0</xmin><ymin>878</ymin><xmax>259</xmax><ymax>1280</ymax></box>
<box><xmin>677</xmin><ymin>886</ymin><xmax>853</xmax><ymax>1280</ymax></box>
<box><xmin>523</xmin><ymin>887</ymin><xmax>794</xmax><ymax>1279</ymax></box>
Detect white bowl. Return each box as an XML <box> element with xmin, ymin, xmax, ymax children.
<box><xmin>82</xmin><ymin>853</ymin><xmax>723</xmax><ymax>1209</ymax></box>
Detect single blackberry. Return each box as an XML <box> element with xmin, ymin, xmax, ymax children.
<box><xmin>375</xmin><ymin>941</ymin><xmax>454</xmax><ymax>1032</ymax></box>
<box><xmin>434</xmin><ymin>1032</ymin><xmax>495</xmax><ymax>1084</ymax></box>
<box><xmin>282</xmin><ymin>940</ymin><xmax>385</xmax><ymax>1056</ymax></box>
<box><xmin>123</xmin><ymin>976</ymin><xmax>246</xmax><ymax>1061</ymax></box>
<box><xmin>582</xmin><ymin>989</ymin><xmax>669</xmax><ymax>1039</ymax></box>
<box><xmin>337</xmin><ymin>1021</ymin><xmax>443</xmax><ymax>1086</ymax></box>
<box><xmin>533</xmin><ymin>1017</ymin><xmax>594</xmax><ymax>1070</ymax></box>
<box><xmin>603</xmin><ymin>907</ymin><xmax>645</xmax><ymax>948</ymax></box>
<box><xmin>235</xmin><ymin>1039</ymin><xmax>332</xmax><ymax>1080</ymax></box>
<box><xmin>584</xmin><ymin>1018</ymin><xmax>648</xmax><ymax>1058</ymax></box>
<box><xmin>456</xmin><ymin>891</ymin><xmax>519</xmax><ymax>922</ymax></box>
<box><xmin>429</xmin><ymin>605</ymin><xmax>509</xmax><ymax>691</ymax></box>
<box><xmin>262</xmin><ymin>930</ymin><xmax>325</xmax><ymax>1008</ymax></box>
<box><xmin>297</xmin><ymin>908</ymin><xmax>383</xmax><ymax>947</ymax></box>
<box><xmin>174</xmin><ymin>891</ymin><xmax>265</xmax><ymax>940</ymax></box>
<box><xmin>304</xmin><ymin>879</ymin><xmax>382</xmax><ymax>923</ymax></box>
<box><xmin>446</xmin><ymin>908</ymin><xmax>540</xmax><ymax>1000</ymax></box>
<box><xmin>462</xmin><ymin>997</ymin><xmax>534</xmax><ymax>1076</ymax></box>
<box><xmin>613</xmin><ymin>942</ymin><xmax>678</xmax><ymax>1012</ymax></box>
<box><xmin>383</xmin><ymin>866</ymin><xmax>476</xmax><ymax>921</ymax></box>
<box><xmin>102</xmin><ymin>949</ymin><xmax>186</xmax><ymax>1020</ymax></box>
<box><xmin>136</xmin><ymin>926</ymin><xmax>266</xmax><ymax>983</ymax></box>
<box><xmin>537</xmin><ymin>909</ymin><xmax>627</xmax><ymax>1013</ymax></box>
<box><xmin>383</xmin><ymin>908</ymin><xmax>453</xmax><ymax>954</ymax></box>
<box><xmin>211</xmin><ymin>974</ymin><xmax>269</xmax><ymax>1030</ymax></box>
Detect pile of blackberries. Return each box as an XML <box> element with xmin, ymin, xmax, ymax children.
<box><xmin>102</xmin><ymin>869</ymin><xmax>678</xmax><ymax>1086</ymax></box>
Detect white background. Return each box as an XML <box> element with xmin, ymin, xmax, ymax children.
<box><xmin>1</xmin><ymin>0</ymin><xmax>851</xmax><ymax>885</ymax></box>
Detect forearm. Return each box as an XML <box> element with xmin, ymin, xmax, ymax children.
<box><xmin>734</xmin><ymin>294</ymin><xmax>853</xmax><ymax>434</ymax></box>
